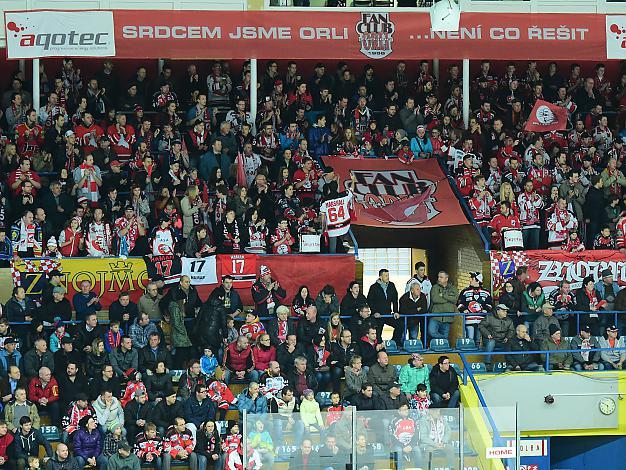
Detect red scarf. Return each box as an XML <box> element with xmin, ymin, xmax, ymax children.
<box><xmin>79</xmin><ymin>162</ymin><xmax>99</xmax><ymax>202</ymax></box>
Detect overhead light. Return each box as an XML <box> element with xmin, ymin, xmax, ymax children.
<box><xmin>430</xmin><ymin>0</ymin><xmax>461</xmax><ymax>32</ymax></box>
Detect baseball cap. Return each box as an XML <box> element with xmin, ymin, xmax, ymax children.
<box><xmin>470</xmin><ymin>272</ymin><xmax>483</xmax><ymax>283</ymax></box>
<box><xmin>580</xmin><ymin>324</ymin><xmax>592</xmax><ymax>333</ymax></box>
<box><xmin>260</xmin><ymin>265</ymin><xmax>271</xmax><ymax>276</ymax></box>
<box><xmin>77</xmin><ymin>196</ymin><xmax>88</xmax><ymax>205</ymax></box>
<box><xmin>390</xmin><ymin>382</ymin><xmax>401</xmax><ymax>389</ymax></box>
<box><xmin>602</xmin><ymin>268</ymin><xmax>613</xmax><ymax>278</ymax></box>
<box><xmin>548</xmin><ymin>324</ymin><xmax>561</xmax><ymax>336</ymax></box>
<box><xmin>64</xmin><ymin>130</ymin><xmax>75</xmax><ymax>138</ymax></box>
<box><xmin>4</xmin><ymin>337</ymin><xmax>16</xmax><ymax>345</ymax></box>
<box><xmin>49</xmin><ymin>269</ymin><xmax>62</xmax><ymax>279</ymax></box>
<box><xmin>53</xmin><ymin>286</ymin><xmax>66</xmax><ymax>295</ymax></box>
<box><xmin>606</xmin><ymin>324</ymin><xmax>619</xmax><ymax>332</ymax></box>
<box><xmin>109</xmin><ymin>160</ymin><xmax>121</xmax><ymax>167</ymax></box>
<box><xmin>496</xmin><ymin>304</ymin><xmax>509</xmax><ymax>311</ymax></box>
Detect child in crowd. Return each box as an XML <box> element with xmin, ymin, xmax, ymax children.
<box><xmin>49</xmin><ymin>318</ymin><xmax>70</xmax><ymax>353</ymax></box>
<box><xmin>300</xmin><ymin>388</ymin><xmax>324</xmax><ymax>433</ymax></box>
<box><xmin>239</xmin><ymin>311</ymin><xmax>265</xmax><ymax>341</ymax></box>
<box><xmin>104</xmin><ymin>320</ymin><xmax>123</xmax><ymax>353</ymax></box>
<box><xmin>325</xmin><ymin>392</ymin><xmax>345</xmax><ymax>428</ymax></box>
<box><xmin>201</xmin><ymin>348</ymin><xmax>219</xmax><ymax>378</ymax></box>
<box><xmin>409</xmin><ymin>383</ymin><xmax>431</xmax><ymax>418</ymax></box>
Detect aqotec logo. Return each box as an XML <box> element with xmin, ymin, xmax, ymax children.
<box><xmin>6</xmin><ymin>20</ymin><xmax>110</xmax><ymax>51</ymax></box>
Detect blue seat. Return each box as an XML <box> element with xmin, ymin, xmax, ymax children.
<box><xmin>429</xmin><ymin>338</ymin><xmax>451</xmax><ymax>352</ymax></box>
<box><xmin>384</xmin><ymin>339</ymin><xmax>398</xmax><ymax>353</ymax></box>
<box><xmin>493</xmin><ymin>361</ymin><xmax>508</xmax><ymax>373</ymax></box>
<box><xmin>316</xmin><ymin>391</ymin><xmax>332</xmax><ymax>407</ymax></box>
<box><xmin>469</xmin><ymin>362</ymin><xmax>488</xmax><ymax>373</ymax></box>
<box><xmin>403</xmin><ymin>339</ymin><xmax>425</xmax><ymax>353</ymax></box>
<box><xmin>395</xmin><ymin>364</ymin><xmax>403</xmax><ymax>375</ymax></box>
<box><xmin>455</xmin><ymin>337</ymin><xmax>477</xmax><ymax>351</ymax></box>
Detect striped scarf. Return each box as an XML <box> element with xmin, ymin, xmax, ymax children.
<box><xmin>79</xmin><ymin>163</ymin><xmax>99</xmax><ymax>202</ymax></box>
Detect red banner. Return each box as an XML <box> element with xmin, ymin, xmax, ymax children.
<box><xmin>525</xmin><ymin>100</ymin><xmax>568</xmax><ymax>132</ymax></box>
<box><xmin>323</xmin><ymin>156</ymin><xmax>468</xmax><ymax>229</ymax></box>
<box><xmin>4</xmin><ymin>10</ymin><xmax>611</xmax><ymax>60</ymax></box>
<box><xmin>490</xmin><ymin>250</ymin><xmax>626</xmax><ymax>299</ymax></box>
<box><xmin>199</xmin><ymin>254</ymin><xmax>355</xmax><ymax>306</ymax></box>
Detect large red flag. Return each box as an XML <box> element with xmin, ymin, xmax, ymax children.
<box><xmin>236</xmin><ymin>152</ymin><xmax>247</xmax><ymax>188</ymax></box>
<box><xmin>524</xmin><ymin>100</ymin><xmax>568</xmax><ymax>132</ymax></box>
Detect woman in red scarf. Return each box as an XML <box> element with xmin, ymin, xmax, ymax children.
<box><xmin>58</xmin><ymin>217</ymin><xmax>84</xmax><ymax>257</ymax></box>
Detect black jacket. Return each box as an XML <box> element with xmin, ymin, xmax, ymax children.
<box><xmin>367</xmin><ymin>281</ymin><xmax>398</xmax><ymax>316</ymax></box>
<box><xmin>266</xmin><ymin>318</ymin><xmax>296</xmax><ymax>347</ymax></box>
<box><xmin>14</xmin><ymin>428</ymin><xmax>53</xmax><ymax>459</ymax></box>
<box><xmin>583</xmin><ymin>186</ymin><xmax>606</xmax><ymax>224</ymax></box>
<box><xmin>138</xmin><ymin>345</ymin><xmax>172</xmax><ymax>374</ymax></box>
<box><xmin>152</xmin><ymin>399</ymin><xmax>184</xmax><ymax>430</ymax></box>
<box><xmin>429</xmin><ymin>363</ymin><xmax>459</xmax><ymax>396</ymax></box>
<box><xmin>58</xmin><ymin>372</ymin><xmax>88</xmax><ymax>410</ymax></box>
<box><xmin>328</xmin><ymin>342</ymin><xmax>359</xmax><ymax>369</ymax></box>
<box><xmin>108</xmin><ymin>300</ymin><xmax>139</xmax><ymax>334</ymax></box>
<box><xmin>144</xmin><ymin>372</ymin><xmax>173</xmax><ymax>399</ymax></box>
<box><xmin>194</xmin><ymin>299</ymin><xmax>226</xmax><ymax>349</ymax></box>
<box><xmin>340</xmin><ymin>292</ymin><xmax>368</xmax><ymax>319</ymax></box>
<box><xmin>296</xmin><ymin>317</ymin><xmax>326</xmax><ymax>346</ymax></box>
<box><xmin>73</xmin><ymin>323</ymin><xmax>105</xmax><ymax>352</ymax></box>
<box><xmin>4</xmin><ymin>297</ymin><xmax>37</xmax><ymax>323</ymax></box>
<box><xmin>276</xmin><ymin>343</ymin><xmax>307</xmax><ymax>371</ymax></box>
<box><xmin>351</xmin><ymin>392</ymin><xmax>381</xmax><ymax>411</ymax></box>
<box><xmin>124</xmin><ymin>400</ymin><xmax>154</xmax><ymax>429</ymax></box>
<box><xmin>506</xmin><ymin>336</ymin><xmax>541</xmax><ymax>369</ymax></box>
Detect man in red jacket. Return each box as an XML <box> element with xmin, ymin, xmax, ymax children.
<box><xmin>28</xmin><ymin>366</ymin><xmax>60</xmax><ymax>426</ymax></box>
<box><xmin>163</xmin><ymin>417</ymin><xmax>198</xmax><ymax>470</ymax></box>
<box><xmin>223</xmin><ymin>335</ymin><xmax>256</xmax><ymax>385</ymax></box>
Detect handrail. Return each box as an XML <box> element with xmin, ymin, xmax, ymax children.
<box><xmin>461</xmin><ymin>346</ymin><xmax>626</xmax><ymax>373</ymax></box>
<box><xmin>459</xmin><ymin>353</ymin><xmax>513</xmax><ymax>469</ymax></box>
<box><xmin>435</xmin><ymin>157</ymin><xmax>491</xmax><ymax>253</ymax></box>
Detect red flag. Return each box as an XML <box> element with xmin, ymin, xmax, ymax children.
<box><xmin>236</xmin><ymin>152</ymin><xmax>247</xmax><ymax>188</ymax></box>
<box><xmin>524</xmin><ymin>100</ymin><xmax>568</xmax><ymax>132</ymax></box>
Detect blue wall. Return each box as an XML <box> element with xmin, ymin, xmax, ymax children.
<box><xmin>551</xmin><ymin>436</ymin><xmax>626</xmax><ymax>470</ymax></box>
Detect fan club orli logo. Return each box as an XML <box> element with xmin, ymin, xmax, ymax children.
<box><xmin>355</xmin><ymin>13</ymin><xmax>395</xmax><ymax>59</ymax></box>
<box><xmin>348</xmin><ymin>169</ymin><xmax>439</xmax><ymax>225</ymax></box>
<box><xmin>534</xmin><ymin>105</ymin><xmax>557</xmax><ymax>125</ymax></box>
<box><xmin>6</xmin><ymin>19</ymin><xmax>111</xmax><ymax>50</ymax></box>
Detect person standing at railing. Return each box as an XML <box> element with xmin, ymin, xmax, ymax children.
<box><xmin>399</xmin><ymin>282</ymin><xmax>428</xmax><ymax>343</ymax></box>
<box><xmin>429</xmin><ymin>271</ymin><xmax>458</xmax><ymax>342</ymax></box>
<box><xmin>457</xmin><ymin>272</ymin><xmax>492</xmax><ymax>344</ymax></box>
<box><xmin>367</xmin><ymin>269</ymin><xmax>399</xmax><ymax>341</ymax></box>
<box><xmin>598</xmin><ymin>325</ymin><xmax>626</xmax><ymax>370</ymax></box>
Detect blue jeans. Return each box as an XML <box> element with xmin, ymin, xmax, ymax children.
<box><xmin>222</xmin><ymin>369</ymin><xmax>259</xmax><ymax>385</ymax></box>
<box><xmin>573</xmin><ymin>362</ymin><xmax>605</xmax><ymax>371</ymax></box>
<box><xmin>76</xmin><ymin>455</ymin><xmax>108</xmax><ymax>470</ymax></box>
<box><xmin>198</xmin><ymin>454</ymin><xmax>223</xmax><ymax>470</ymax></box>
<box><xmin>273</xmin><ymin>417</ymin><xmax>304</xmax><ymax>447</ymax></box>
<box><xmin>431</xmin><ymin>390</ymin><xmax>460</xmax><ymax>408</ymax></box>
<box><xmin>428</xmin><ymin>319</ymin><xmax>451</xmax><ymax>340</ymax></box>
<box><xmin>465</xmin><ymin>325</ymin><xmax>480</xmax><ymax>344</ymax></box>
<box><xmin>484</xmin><ymin>339</ymin><xmax>507</xmax><ymax>365</ymax></box>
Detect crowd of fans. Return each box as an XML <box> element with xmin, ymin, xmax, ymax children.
<box><xmin>0</xmin><ymin>56</ymin><xmax>622</xmax><ymax>468</ymax></box>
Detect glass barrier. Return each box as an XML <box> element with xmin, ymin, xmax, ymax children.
<box><xmin>463</xmin><ymin>405</ymin><xmax>518</xmax><ymax>470</ymax></box>
<box><xmin>240</xmin><ymin>406</ymin><xmax>511</xmax><ymax>469</ymax></box>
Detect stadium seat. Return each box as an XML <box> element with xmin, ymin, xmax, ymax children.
<box><xmin>384</xmin><ymin>339</ymin><xmax>398</xmax><ymax>352</ymax></box>
<box><xmin>493</xmin><ymin>361</ymin><xmax>508</xmax><ymax>373</ymax></box>
<box><xmin>395</xmin><ymin>364</ymin><xmax>403</xmax><ymax>375</ymax></box>
<box><xmin>469</xmin><ymin>362</ymin><xmax>488</xmax><ymax>373</ymax></box>
<box><xmin>455</xmin><ymin>337</ymin><xmax>478</xmax><ymax>351</ymax></box>
<box><xmin>403</xmin><ymin>339</ymin><xmax>425</xmax><ymax>353</ymax></box>
<box><xmin>170</xmin><ymin>369</ymin><xmax>184</xmax><ymax>383</ymax></box>
<box><xmin>40</xmin><ymin>425</ymin><xmax>60</xmax><ymax>441</ymax></box>
<box><xmin>316</xmin><ymin>391</ymin><xmax>333</xmax><ymax>407</ymax></box>
<box><xmin>429</xmin><ymin>338</ymin><xmax>451</xmax><ymax>352</ymax></box>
